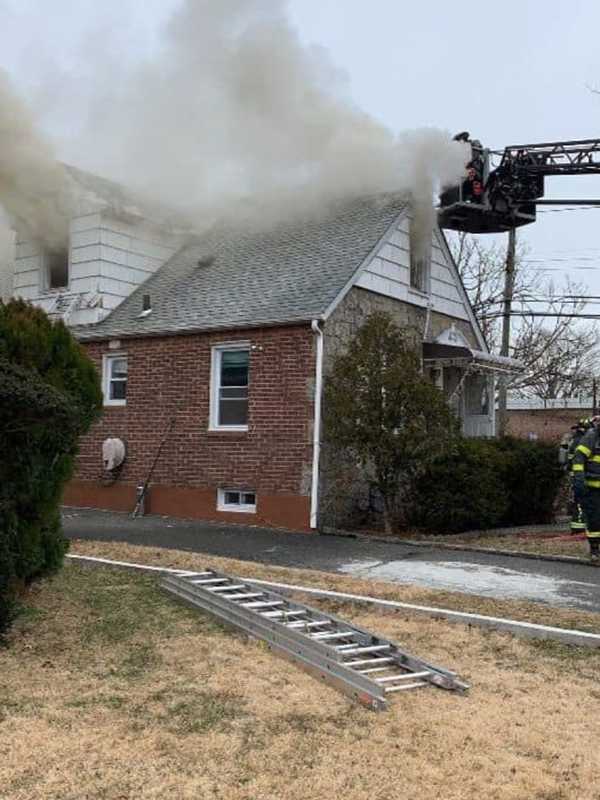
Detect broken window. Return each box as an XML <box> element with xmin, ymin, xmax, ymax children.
<box><xmin>45</xmin><ymin>248</ymin><xmax>69</xmax><ymax>290</ymax></box>
<box><xmin>409</xmin><ymin>218</ymin><xmax>431</xmax><ymax>293</ymax></box>
<box><xmin>210</xmin><ymin>345</ymin><xmax>250</xmax><ymax>429</ymax></box>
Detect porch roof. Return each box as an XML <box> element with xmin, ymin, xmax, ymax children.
<box><xmin>422</xmin><ymin>342</ymin><xmax>523</xmax><ymax>375</ymax></box>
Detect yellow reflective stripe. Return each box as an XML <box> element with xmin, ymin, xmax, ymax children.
<box><xmin>591</xmin><ymin>455</ymin><xmax>600</xmax><ymax>463</ymax></box>
<box><xmin>571</xmin><ymin>464</ymin><xmax>584</xmax><ymax>472</ymax></box>
<box><xmin>577</xmin><ymin>444</ymin><xmax>592</xmax><ymax>457</ymax></box>
<box><xmin>586</xmin><ymin>531</ymin><xmax>600</xmax><ymax>539</ymax></box>
<box><xmin>586</xmin><ymin>479</ymin><xmax>600</xmax><ymax>488</ymax></box>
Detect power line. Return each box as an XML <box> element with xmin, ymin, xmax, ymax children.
<box><xmin>485</xmin><ymin>311</ymin><xmax>600</xmax><ymax>320</ymax></box>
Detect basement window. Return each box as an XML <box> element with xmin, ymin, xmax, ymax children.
<box><xmin>217</xmin><ymin>488</ymin><xmax>256</xmax><ymax>513</ymax></box>
<box><xmin>103</xmin><ymin>354</ymin><xmax>128</xmax><ymax>406</ymax></box>
<box><xmin>210</xmin><ymin>344</ymin><xmax>250</xmax><ymax>431</ymax></box>
<box><xmin>44</xmin><ymin>248</ymin><xmax>69</xmax><ymax>291</ymax></box>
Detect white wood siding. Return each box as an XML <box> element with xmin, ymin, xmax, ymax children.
<box><xmin>355</xmin><ymin>214</ymin><xmax>471</xmax><ymax>322</ymax></box>
<box><xmin>12</xmin><ymin>211</ymin><xmax>180</xmax><ymax>325</ymax></box>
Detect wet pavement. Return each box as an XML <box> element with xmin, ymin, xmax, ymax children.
<box><xmin>63</xmin><ymin>508</ymin><xmax>600</xmax><ymax>613</ymax></box>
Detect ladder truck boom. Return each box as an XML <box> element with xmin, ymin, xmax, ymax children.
<box><xmin>438</xmin><ymin>135</ymin><xmax>600</xmax><ymax>234</ymax></box>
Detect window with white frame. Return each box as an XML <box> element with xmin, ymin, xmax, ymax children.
<box><xmin>217</xmin><ymin>488</ymin><xmax>256</xmax><ymax>513</ymax></box>
<box><xmin>103</xmin><ymin>354</ymin><xmax>128</xmax><ymax>406</ymax></box>
<box><xmin>210</xmin><ymin>344</ymin><xmax>250</xmax><ymax>430</ymax></box>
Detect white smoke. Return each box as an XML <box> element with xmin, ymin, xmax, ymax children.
<box><xmin>0</xmin><ymin>69</ymin><xmax>72</xmax><ymax>248</ymax></box>
<box><xmin>70</xmin><ymin>0</ymin><xmax>468</xmax><ymax>226</ymax></box>
<box><xmin>0</xmin><ymin>0</ymin><xmax>469</xmax><ymax>242</ymax></box>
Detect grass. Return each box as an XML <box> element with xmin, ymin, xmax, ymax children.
<box><xmin>70</xmin><ymin>538</ymin><xmax>600</xmax><ymax>633</ymax></box>
<box><xmin>411</xmin><ymin>529</ymin><xmax>591</xmax><ymax>559</ymax></box>
<box><xmin>1</xmin><ymin>548</ymin><xmax>600</xmax><ymax>799</ymax></box>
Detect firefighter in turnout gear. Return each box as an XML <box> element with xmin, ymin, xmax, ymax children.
<box><xmin>570</xmin><ymin>417</ymin><xmax>600</xmax><ymax>563</ymax></box>
<box><xmin>559</xmin><ymin>419</ymin><xmax>591</xmax><ymax>534</ymax></box>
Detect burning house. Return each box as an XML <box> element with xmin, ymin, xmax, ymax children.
<box><xmin>7</xmin><ymin>167</ymin><xmax>519</xmax><ymax>530</ymax></box>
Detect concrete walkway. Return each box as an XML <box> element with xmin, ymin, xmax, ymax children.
<box><xmin>62</xmin><ymin>508</ymin><xmax>600</xmax><ymax>614</ymax></box>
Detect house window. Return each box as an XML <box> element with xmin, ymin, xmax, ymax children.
<box><xmin>466</xmin><ymin>374</ymin><xmax>490</xmax><ymax>416</ymax></box>
<box><xmin>103</xmin><ymin>355</ymin><xmax>128</xmax><ymax>406</ymax></box>
<box><xmin>409</xmin><ymin>218</ymin><xmax>430</xmax><ymax>293</ymax></box>
<box><xmin>217</xmin><ymin>488</ymin><xmax>257</xmax><ymax>513</ymax></box>
<box><xmin>44</xmin><ymin>248</ymin><xmax>69</xmax><ymax>290</ymax></box>
<box><xmin>210</xmin><ymin>344</ymin><xmax>250</xmax><ymax>430</ymax></box>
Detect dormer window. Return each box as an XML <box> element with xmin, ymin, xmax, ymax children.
<box><xmin>44</xmin><ymin>248</ymin><xmax>69</xmax><ymax>291</ymax></box>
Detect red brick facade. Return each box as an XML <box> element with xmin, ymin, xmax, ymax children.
<box><xmin>506</xmin><ymin>408</ymin><xmax>593</xmax><ymax>443</ymax></box>
<box><xmin>65</xmin><ymin>324</ymin><xmax>316</xmax><ymax>530</ymax></box>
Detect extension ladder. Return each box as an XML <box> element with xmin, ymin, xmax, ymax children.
<box><xmin>161</xmin><ymin>569</ymin><xmax>469</xmax><ymax>711</ymax></box>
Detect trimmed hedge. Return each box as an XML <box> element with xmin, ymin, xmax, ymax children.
<box><xmin>408</xmin><ymin>436</ymin><xmax>564</xmax><ymax>534</ymax></box>
<box><xmin>0</xmin><ymin>300</ymin><xmax>102</xmax><ymax>635</ymax></box>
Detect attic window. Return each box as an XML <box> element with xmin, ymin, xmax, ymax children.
<box><xmin>409</xmin><ymin>218</ymin><xmax>431</xmax><ymax>293</ymax></box>
<box><xmin>45</xmin><ymin>248</ymin><xmax>69</xmax><ymax>290</ymax></box>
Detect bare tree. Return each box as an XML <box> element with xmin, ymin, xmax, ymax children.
<box><xmin>450</xmin><ymin>232</ymin><xmax>600</xmax><ymax>399</ymax></box>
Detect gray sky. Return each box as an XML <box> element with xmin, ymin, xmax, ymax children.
<box><xmin>2</xmin><ymin>0</ymin><xmax>600</xmax><ymax>297</ymax></box>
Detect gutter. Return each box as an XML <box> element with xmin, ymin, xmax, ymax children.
<box><xmin>310</xmin><ymin>319</ymin><xmax>324</xmax><ymax>529</ymax></box>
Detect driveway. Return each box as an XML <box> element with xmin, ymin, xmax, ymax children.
<box><xmin>63</xmin><ymin>508</ymin><xmax>600</xmax><ymax>613</ymax></box>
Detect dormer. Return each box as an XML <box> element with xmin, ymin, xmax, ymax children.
<box><xmin>10</xmin><ymin>165</ymin><xmax>187</xmax><ymax>326</ymax></box>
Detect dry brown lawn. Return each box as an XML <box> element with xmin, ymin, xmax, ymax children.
<box><xmin>71</xmin><ymin>538</ymin><xmax>600</xmax><ymax>633</ymax></box>
<box><xmin>1</xmin><ymin>544</ymin><xmax>600</xmax><ymax>800</ymax></box>
<box><xmin>407</xmin><ymin>530</ymin><xmax>590</xmax><ymax>559</ymax></box>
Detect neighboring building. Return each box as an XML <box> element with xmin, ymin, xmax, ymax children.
<box><xmin>507</xmin><ymin>397</ymin><xmax>595</xmax><ymax>442</ymax></box>
<box><xmin>8</xmin><ymin>175</ymin><xmax>519</xmax><ymax>530</ymax></box>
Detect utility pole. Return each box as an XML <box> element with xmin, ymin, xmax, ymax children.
<box><xmin>497</xmin><ymin>227</ymin><xmax>516</xmax><ymax>436</ymax></box>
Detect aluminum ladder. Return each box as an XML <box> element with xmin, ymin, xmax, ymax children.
<box><xmin>161</xmin><ymin>569</ymin><xmax>469</xmax><ymax>711</ymax></box>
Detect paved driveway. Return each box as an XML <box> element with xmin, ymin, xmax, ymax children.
<box><xmin>63</xmin><ymin>508</ymin><xmax>600</xmax><ymax>613</ymax></box>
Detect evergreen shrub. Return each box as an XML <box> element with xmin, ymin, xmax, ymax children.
<box><xmin>0</xmin><ymin>300</ymin><xmax>102</xmax><ymax>634</ymax></box>
<box><xmin>408</xmin><ymin>436</ymin><xmax>564</xmax><ymax>534</ymax></box>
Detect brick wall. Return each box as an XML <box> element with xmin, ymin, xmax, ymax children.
<box><xmin>65</xmin><ymin>324</ymin><xmax>315</xmax><ymax>530</ymax></box>
<box><xmin>506</xmin><ymin>408</ymin><xmax>593</xmax><ymax>443</ymax></box>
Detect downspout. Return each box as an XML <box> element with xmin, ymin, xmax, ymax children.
<box><xmin>310</xmin><ymin>319</ymin><xmax>324</xmax><ymax>530</ymax></box>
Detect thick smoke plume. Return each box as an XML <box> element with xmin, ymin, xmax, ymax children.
<box><xmin>72</xmin><ymin>0</ymin><xmax>468</xmax><ymax>227</ymax></box>
<box><xmin>0</xmin><ymin>0</ymin><xmax>469</xmax><ymax>250</ymax></box>
<box><xmin>0</xmin><ymin>69</ymin><xmax>72</xmax><ymax>248</ymax></box>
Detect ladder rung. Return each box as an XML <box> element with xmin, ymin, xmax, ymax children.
<box><xmin>385</xmin><ymin>682</ymin><xmax>428</xmax><ymax>692</ymax></box>
<box><xmin>311</xmin><ymin>631</ymin><xmax>356</xmax><ymax>640</ymax></box>
<box><xmin>338</xmin><ymin>645</ymin><xmax>391</xmax><ymax>655</ymax></box>
<box><xmin>376</xmin><ymin>671</ymin><xmax>431</xmax><ymax>683</ymax></box>
<box><xmin>228</xmin><ymin>592</ymin><xmax>264</xmax><ymax>600</ymax></box>
<box><xmin>208</xmin><ymin>584</ymin><xmax>247</xmax><ymax>592</ymax></box>
<box><xmin>287</xmin><ymin>620</ymin><xmax>331</xmax><ymax>629</ymax></box>
<box><xmin>357</xmin><ymin>666</ymin><xmax>395</xmax><ymax>675</ymax></box>
<box><xmin>242</xmin><ymin>600</ymin><xmax>285</xmax><ymax>609</ymax></box>
<box><xmin>345</xmin><ymin>657</ymin><xmax>395</xmax><ymax>667</ymax></box>
<box><xmin>260</xmin><ymin>609</ymin><xmax>306</xmax><ymax>618</ymax></box>
<box><xmin>190</xmin><ymin>578</ymin><xmax>228</xmax><ymax>585</ymax></box>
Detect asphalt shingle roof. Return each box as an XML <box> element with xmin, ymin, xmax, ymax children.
<box><xmin>76</xmin><ymin>193</ymin><xmax>408</xmax><ymax>341</ymax></box>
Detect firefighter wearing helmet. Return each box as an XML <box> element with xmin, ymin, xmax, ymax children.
<box><xmin>559</xmin><ymin>418</ymin><xmax>592</xmax><ymax>534</ymax></box>
<box><xmin>570</xmin><ymin>415</ymin><xmax>600</xmax><ymax>563</ymax></box>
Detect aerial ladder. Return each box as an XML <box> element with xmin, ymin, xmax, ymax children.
<box><xmin>438</xmin><ymin>135</ymin><xmax>600</xmax><ymax>234</ymax></box>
